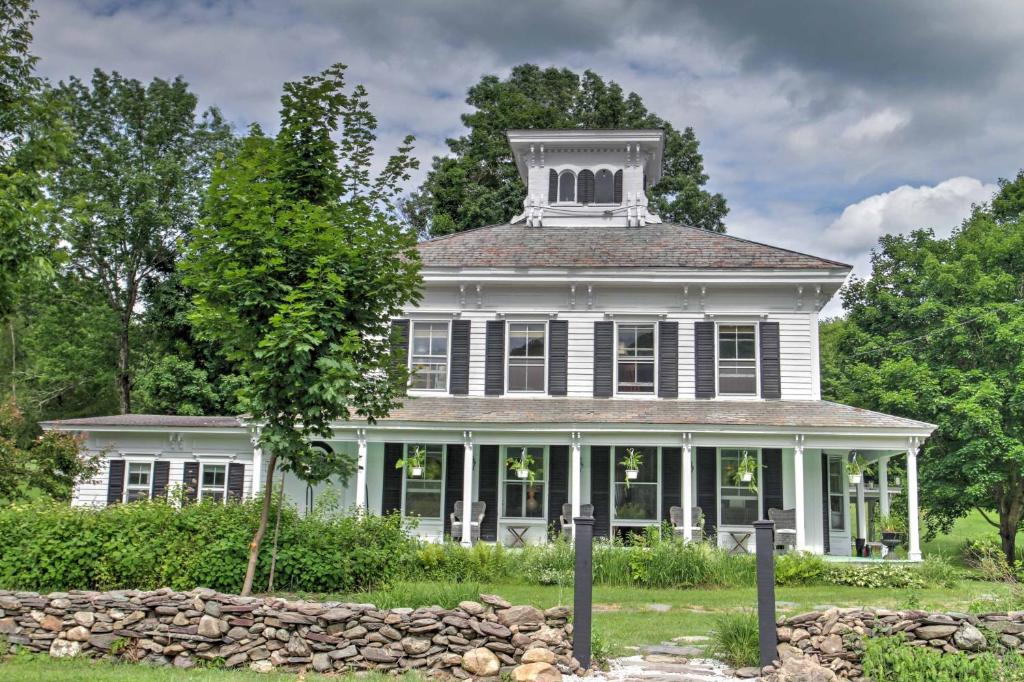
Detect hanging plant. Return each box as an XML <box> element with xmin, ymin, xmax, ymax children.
<box><xmin>505</xmin><ymin>448</ymin><xmax>537</xmax><ymax>484</ymax></box>
<box><xmin>620</xmin><ymin>448</ymin><xmax>643</xmax><ymax>488</ymax></box>
<box><xmin>732</xmin><ymin>451</ymin><xmax>759</xmax><ymax>493</ymax></box>
<box><xmin>846</xmin><ymin>452</ymin><xmax>869</xmax><ymax>485</ymax></box>
<box><xmin>396</xmin><ymin>446</ymin><xmax>427</xmax><ymax>478</ymax></box>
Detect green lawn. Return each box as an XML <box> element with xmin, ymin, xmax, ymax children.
<box><xmin>0</xmin><ymin>654</ymin><xmax>331</xmax><ymax>681</ymax></box>
<box><xmin>921</xmin><ymin>509</ymin><xmax>1022</xmax><ymax>564</ymax></box>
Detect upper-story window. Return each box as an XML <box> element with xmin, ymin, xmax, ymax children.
<box><xmin>558</xmin><ymin>171</ymin><xmax>576</xmax><ymax>202</ymax></box>
<box><xmin>718</xmin><ymin>325</ymin><xmax>757</xmax><ymax>395</ymax></box>
<box><xmin>508</xmin><ymin>322</ymin><xmax>546</xmax><ymax>392</ymax></box>
<box><xmin>617</xmin><ymin>323</ymin><xmax>655</xmax><ymax>394</ymax></box>
<box><xmin>595</xmin><ymin>169</ymin><xmax>614</xmax><ymax>203</ymax></box>
<box><xmin>125</xmin><ymin>461</ymin><xmax>152</xmax><ymax>502</ymax></box>
<box><xmin>410</xmin><ymin>321</ymin><xmax>449</xmax><ymax>390</ymax></box>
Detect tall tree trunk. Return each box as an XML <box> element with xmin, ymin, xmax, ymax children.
<box><xmin>267</xmin><ymin>471</ymin><xmax>286</xmax><ymax>593</ymax></box>
<box><xmin>241</xmin><ymin>451</ymin><xmax>277</xmax><ymax>596</ymax></box>
<box><xmin>1000</xmin><ymin>498</ymin><xmax>1024</xmax><ymax>568</ymax></box>
<box><xmin>117</xmin><ymin>312</ymin><xmax>131</xmax><ymax>414</ymax></box>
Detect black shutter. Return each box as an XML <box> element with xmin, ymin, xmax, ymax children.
<box><xmin>658</xmin><ymin>321</ymin><xmax>678</xmax><ymax>398</ymax></box>
<box><xmin>761</xmin><ymin>449</ymin><xmax>783</xmax><ymax>518</ymax></box>
<box><xmin>443</xmin><ymin>444</ymin><xmax>464</xmax><ymax>538</ymax></box>
<box><xmin>449</xmin><ymin>320</ymin><xmax>471</xmax><ymax>395</ymax></box>
<box><xmin>106</xmin><ymin>460</ymin><xmax>125</xmax><ymax>506</ymax></box>
<box><xmin>548</xmin><ymin>320</ymin><xmax>568</xmax><ymax>396</ymax></box>
<box><xmin>485</xmin><ymin>320</ymin><xmax>505</xmax><ymax>396</ymax></box>
<box><xmin>613</xmin><ymin>170</ymin><xmax>623</xmax><ymax>204</ymax></box>
<box><xmin>696</xmin><ymin>447</ymin><xmax>717</xmax><ymax>540</ymax></box>
<box><xmin>593</xmin><ymin>321</ymin><xmax>614</xmax><ymax>398</ymax></box>
<box><xmin>478</xmin><ymin>445</ymin><xmax>499</xmax><ymax>541</ymax></box>
<box><xmin>227</xmin><ymin>463</ymin><xmax>245</xmax><ymax>502</ymax></box>
<box><xmin>590</xmin><ymin>446</ymin><xmax>611</xmax><ymax>538</ymax></box>
<box><xmin>391</xmin><ymin>319</ymin><xmax>410</xmax><ymax>387</ymax></box>
<box><xmin>578</xmin><ymin>170</ymin><xmax>595</xmax><ymax>204</ymax></box>
<box><xmin>695</xmin><ymin>321</ymin><xmax>716</xmax><ymax>399</ymax></box>
<box><xmin>547</xmin><ymin>445</ymin><xmax>569</xmax><ymax>532</ymax></box>
<box><xmin>821</xmin><ymin>453</ymin><xmax>831</xmax><ymax>554</ymax></box>
<box><xmin>152</xmin><ymin>461</ymin><xmax>170</xmax><ymax>498</ymax></box>
<box><xmin>183</xmin><ymin>462</ymin><xmax>199</xmax><ymax>503</ymax></box>
<box><xmin>382</xmin><ymin>443</ymin><xmax>404</xmax><ymax>515</ymax></box>
<box><xmin>759</xmin><ymin>321</ymin><xmax>781</xmax><ymax>399</ymax></box>
<box><xmin>661</xmin><ymin>447</ymin><xmax>682</xmax><ymax>524</ymax></box>
<box><xmin>548</xmin><ymin>169</ymin><xmax>558</xmax><ymax>203</ymax></box>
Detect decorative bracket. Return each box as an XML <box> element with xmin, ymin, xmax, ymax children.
<box><xmin>796</xmin><ymin>285</ymin><xmax>804</xmax><ymax>311</ymax></box>
<box><xmin>475</xmin><ymin>284</ymin><xmax>483</xmax><ymax>309</ymax></box>
<box><xmin>586</xmin><ymin>284</ymin><xmax>594</xmax><ymax>310</ymax></box>
<box><xmin>569</xmin><ymin>284</ymin><xmax>577</xmax><ymax>309</ymax></box>
<box><xmin>699</xmin><ymin>286</ymin><xmax>707</xmax><ymax>311</ymax></box>
<box><xmin>458</xmin><ymin>284</ymin><xmax>466</xmax><ymax>309</ymax></box>
<box><xmin>682</xmin><ymin>285</ymin><xmax>689</xmax><ymax>311</ymax></box>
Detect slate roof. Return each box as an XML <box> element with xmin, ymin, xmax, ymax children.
<box><xmin>417</xmin><ymin>223</ymin><xmax>851</xmax><ymax>270</ymax></box>
<box><xmin>43</xmin><ymin>400</ymin><xmax>932</xmax><ymax>432</ymax></box>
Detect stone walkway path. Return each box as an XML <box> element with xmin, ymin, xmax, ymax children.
<box><xmin>571</xmin><ymin>643</ymin><xmax>752</xmax><ymax>682</ymax></box>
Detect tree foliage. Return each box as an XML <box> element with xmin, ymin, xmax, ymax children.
<box><xmin>406</xmin><ymin>64</ymin><xmax>728</xmax><ymax>236</ymax></box>
<box><xmin>824</xmin><ymin>175</ymin><xmax>1024</xmax><ymax>563</ymax></box>
<box><xmin>182</xmin><ymin>63</ymin><xmax>421</xmax><ymax>593</ymax></box>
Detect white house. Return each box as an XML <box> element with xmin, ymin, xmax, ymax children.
<box><xmin>44</xmin><ymin>128</ymin><xmax>934</xmax><ymax>558</ymax></box>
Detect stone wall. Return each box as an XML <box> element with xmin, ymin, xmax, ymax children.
<box><xmin>765</xmin><ymin>607</ymin><xmax>1022</xmax><ymax>680</ymax></box>
<box><xmin>0</xmin><ymin>588</ymin><xmax>579</xmax><ymax>679</ymax></box>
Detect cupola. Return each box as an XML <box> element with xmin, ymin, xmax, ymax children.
<box><xmin>507</xmin><ymin>129</ymin><xmax>665</xmax><ymax>227</ymax></box>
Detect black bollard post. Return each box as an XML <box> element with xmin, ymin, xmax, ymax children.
<box><xmin>573</xmin><ymin>516</ymin><xmax>594</xmax><ymax>670</ymax></box>
<box><xmin>754</xmin><ymin>520</ymin><xmax>778</xmax><ymax>669</ymax></box>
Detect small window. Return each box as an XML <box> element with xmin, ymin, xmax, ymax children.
<box><xmin>403</xmin><ymin>444</ymin><xmax>444</xmax><ymax>518</ymax></box>
<box><xmin>617</xmin><ymin>324</ymin><xmax>655</xmax><ymax>393</ymax></box>
<box><xmin>558</xmin><ymin>171</ymin><xmax>576</xmax><ymax>202</ymax></box>
<box><xmin>508</xmin><ymin>323</ymin><xmax>545</xmax><ymax>392</ymax></box>
<box><xmin>502</xmin><ymin>446</ymin><xmax>545</xmax><ymax>518</ymax></box>
<box><xmin>594</xmin><ymin>169</ymin><xmax>614</xmax><ymax>203</ymax></box>
<box><xmin>613</xmin><ymin>446</ymin><xmax>657</xmax><ymax>521</ymax></box>
<box><xmin>827</xmin><ymin>456</ymin><xmax>846</xmax><ymax>531</ymax></box>
<box><xmin>200</xmin><ymin>464</ymin><xmax>227</xmax><ymax>503</ymax></box>
<box><xmin>410</xmin><ymin>321</ymin><xmax>449</xmax><ymax>390</ymax></box>
<box><xmin>125</xmin><ymin>462</ymin><xmax>152</xmax><ymax>502</ymax></box>
<box><xmin>720</xmin><ymin>449</ymin><xmax>759</xmax><ymax>526</ymax></box>
<box><xmin>718</xmin><ymin>325</ymin><xmax>757</xmax><ymax>395</ymax></box>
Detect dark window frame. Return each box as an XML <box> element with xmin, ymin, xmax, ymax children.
<box><xmin>716</xmin><ymin>323</ymin><xmax>759</xmax><ymax>396</ymax></box>
<box><xmin>616</xmin><ymin>322</ymin><xmax>657</xmax><ymax>395</ymax></box>
<box><xmin>507</xmin><ymin>322</ymin><xmax>547</xmax><ymax>393</ymax></box>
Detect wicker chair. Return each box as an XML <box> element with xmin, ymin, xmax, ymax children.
<box><xmin>669</xmin><ymin>506</ymin><xmax>704</xmax><ymax>540</ymax></box>
<box><xmin>450</xmin><ymin>501</ymin><xmax>486</xmax><ymax>544</ymax></box>
<box><xmin>768</xmin><ymin>508</ymin><xmax>797</xmax><ymax>552</ymax></box>
<box><xmin>559</xmin><ymin>503</ymin><xmax>595</xmax><ymax>538</ymax></box>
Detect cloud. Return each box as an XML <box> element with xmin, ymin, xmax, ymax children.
<box><xmin>841</xmin><ymin>109</ymin><xmax>910</xmax><ymax>143</ymax></box>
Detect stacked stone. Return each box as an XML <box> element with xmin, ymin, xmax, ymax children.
<box><xmin>761</xmin><ymin>607</ymin><xmax>1022</xmax><ymax>681</ymax></box>
<box><xmin>0</xmin><ymin>588</ymin><xmax>579</xmax><ymax>679</ymax></box>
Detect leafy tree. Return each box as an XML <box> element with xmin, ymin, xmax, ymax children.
<box><xmin>49</xmin><ymin>70</ymin><xmax>233</xmax><ymax>414</ymax></box>
<box><xmin>182</xmin><ymin>64</ymin><xmax>422</xmax><ymax>595</ymax></box>
<box><xmin>827</xmin><ymin>175</ymin><xmax>1024</xmax><ymax>563</ymax></box>
<box><xmin>407</xmin><ymin>65</ymin><xmax>728</xmax><ymax>236</ymax></box>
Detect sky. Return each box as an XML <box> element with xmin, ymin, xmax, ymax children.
<box><xmin>31</xmin><ymin>1</ymin><xmax>1024</xmax><ymax>315</ymax></box>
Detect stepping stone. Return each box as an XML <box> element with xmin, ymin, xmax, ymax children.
<box><xmin>641</xmin><ymin>644</ymin><xmax>705</xmax><ymax>657</ymax></box>
<box><xmin>647</xmin><ymin>603</ymin><xmax>672</xmax><ymax>612</ymax></box>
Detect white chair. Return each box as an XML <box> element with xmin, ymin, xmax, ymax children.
<box><xmin>450</xmin><ymin>501</ymin><xmax>486</xmax><ymax>544</ymax></box>
<box><xmin>670</xmin><ymin>505</ymin><xmax>704</xmax><ymax>540</ymax></box>
<box><xmin>768</xmin><ymin>508</ymin><xmax>797</xmax><ymax>552</ymax></box>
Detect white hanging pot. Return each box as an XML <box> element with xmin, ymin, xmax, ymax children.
<box><xmin>516</xmin><ymin>469</ymin><xmax>529</xmax><ymax>479</ymax></box>
<box><xmin>740</xmin><ymin>472</ymin><xmax>754</xmax><ymax>483</ymax></box>
<box><xmin>625</xmin><ymin>469</ymin><xmax>639</xmax><ymax>480</ymax></box>
<box><xmin>848</xmin><ymin>474</ymin><xmax>860</xmax><ymax>485</ymax></box>
<box><xmin>411</xmin><ymin>466</ymin><xmax>424</xmax><ymax>478</ymax></box>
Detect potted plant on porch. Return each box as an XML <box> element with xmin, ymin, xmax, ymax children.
<box><xmin>846</xmin><ymin>452</ymin><xmax>869</xmax><ymax>485</ymax></box>
<box><xmin>619</xmin><ymin>448</ymin><xmax>643</xmax><ymax>487</ymax></box>
<box><xmin>877</xmin><ymin>514</ymin><xmax>906</xmax><ymax>557</ymax></box>
<box><xmin>506</xmin><ymin>448</ymin><xmax>537</xmax><ymax>483</ymax></box>
<box><xmin>732</xmin><ymin>451</ymin><xmax>759</xmax><ymax>493</ymax></box>
<box><xmin>395</xmin><ymin>446</ymin><xmax>427</xmax><ymax>478</ymax></box>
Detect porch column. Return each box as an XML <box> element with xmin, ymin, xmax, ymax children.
<box><xmin>462</xmin><ymin>430</ymin><xmax>474</xmax><ymax>547</ymax></box>
<box><xmin>250</xmin><ymin>427</ymin><xmax>263</xmax><ymax>500</ymax></box>
<box><xmin>856</xmin><ymin>470</ymin><xmax>867</xmax><ymax>543</ymax></box>
<box><xmin>878</xmin><ymin>456</ymin><xmax>890</xmax><ymax>518</ymax></box>
<box><xmin>570</xmin><ymin>431</ymin><xmax>582</xmax><ymax>537</ymax></box>
<box><xmin>682</xmin><ymin>433</ymin><xmax>693</xmax><ymax>541</ymax></box>
<box><xmin>793</xmin><ymin>435</ymin><xmax>805</xmax><ymax>550</ymax></box>
<box><xmin>355</xmin><ymin>428</ymin><xmax>368</xmax><ymax>510</ymax></box>
<box><xmin>906</xmin><ymin>438</ymin><xmax>922</xmax><ymax>561</ymax></box>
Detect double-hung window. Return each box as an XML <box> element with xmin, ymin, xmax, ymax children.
<box><xmin>502</xmin><ymin>446</ymin><xmax>545</xmax><ymax>518</ymax></box>
<box><xmin>125</xmin><ymin>461</ymin><xmax>153</xmax><ymax>502</ymax></box>
<box><xmin>827</xmin><ymin>456</ymin><xmax>846</xmax><ymax>532</ymax></box>
<box><xmin>617</xmin><ymin>324</ymin><xmax>655</xmax><ymax>393</ymax></box>
<box><xmin>718</xmin><ymin>325</ymin><xmax>757</xmax><ymax>395</ymax></box>
<box><xmin>508</xmin><ymin>323</ymin><xmax>546</xmax><ymax>392</ymax></box>
<box><xmin>403</xmin><ymin>444</ymin><xmax>444</xmax><ymax>518</ymax></box>
<box><xmin>613</xmin><ymin>446</ymin><xmax>658</xmax><ymax>522</ymax></box>
<box><xmin>200</xmin><ymin>464</ymin><xmax>227</xmax><ymax>503</ymax></box>
<box><xmin>719</xmin><ymin>449</ymin><xmax>760</xmax><ymax>526</ymax></box>
<box><xmin>410</xmin><ymin>321</ymin><xmax>449</xmax><ymax>390</ymax></box>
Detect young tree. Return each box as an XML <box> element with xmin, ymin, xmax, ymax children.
<box><xmin>49</xmin><ymin>70</ymin><xmax>233</xmax><ymax>413</ymax></box>
<box><xmin>406</xmin><ymin>65</ymin><xmax>728</xmax><ymax>237</ymax></box>
<box><xmin>828</xmin><ymin>175</ymin><xmax>1024</xmax><ymax>563</ymax></box>
<box><xmin>182</xmin><ymin>64</ymin><xmax>421</xmax><ymax>595</ymax></box>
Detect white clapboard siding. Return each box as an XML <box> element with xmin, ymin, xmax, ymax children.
<box><xmin>565</xmin><ymin>312</ymin><xmax>603</xmax><ymax>396</ymax></box>
<box><xmin>778</xmin><ymin>313</ymin><xmax>814</xmax><ymax>400</ymax></box>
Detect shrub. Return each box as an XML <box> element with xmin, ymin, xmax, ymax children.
<box><xmin>706</xmin><ymin>611</ymin><xmax>759</xmax><ymax>668</ymax></box>
<box><xmin>824</xmin><ymin>564</ymin><xmax>926</xmax><ymax>589</ymax></box>
<box><xmin>354</xmin><ymin>581</ymin><xmax>482</xmax><ymax>609</ymax></box>
<box><xmin>774</xmin><ymin>552</ymin><xmax>828</xmax><ymax>586</ymax></box>
<box><xmin>861</xmin><ymin>636</ymin><xmax>1024</xmax><ymax>681</ymax></box>
<box><xmin>919</xmin><ymin>556</ymin><xmax>962</xmax><ymax>589</ymax></box>
<box><xmin>0</xmin><ymin>499</ymin><xmax>416</xmax><ymax>594</ymax></box>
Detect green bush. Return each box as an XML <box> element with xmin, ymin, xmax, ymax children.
<box><xmin>774</xmin><ymin>552</ymin><xmax>828</xmax><ymax>586</ymax></box>
<box><xmin>354</xmin><ymin>581</ymin><xmax>483</xmax><ymax>609</ymax></box>
<box><xmin>0</xmin><ymin>499</ymin><xmax>416</xmax><ymax>594</ymax></box>
<box><xmin>824</xmin><ymin>563</ymin><xmax>926</xmax><ymax>589</ymax></box>
<box><xmin>861</xmin><ymin>636</ymin><xmax>1024</xmax><ymax>681</ymax></box>
<box><xmin>706</xmin><ymin>611</ymin><xmax>760</xmax><ymax>668</ymax></box>
<box><xmin>919</xmin><ymin>556</ymin><xmax>962</xmax><ymax>589</ymax></box>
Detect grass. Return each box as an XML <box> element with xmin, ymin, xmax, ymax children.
<box><xmin>922</xmin><ymin>510</ymin><xmax>1024</xmax><ymax>565</ymax></box>
<box><xmin>706</xmin><ymin>611</ymin><xmax>759</xmax><ymax>668</ymax></box>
